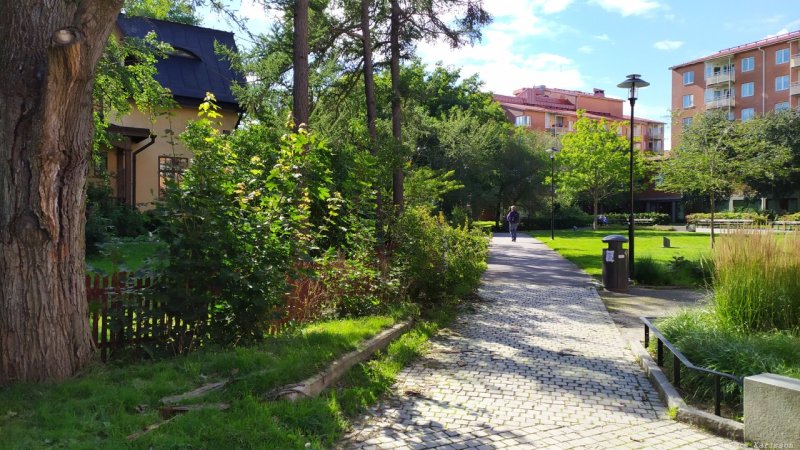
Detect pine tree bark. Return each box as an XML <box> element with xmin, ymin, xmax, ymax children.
<box><xmin>0</xmin><ymin>0</ymin><xmax>123</xmax><ymax>384</ymax></box>
<box><xmin>360</xmin><ymin>0</ymin><xmax>384</xmax><ymax>236</ymax></box>
<box><xmin>292</xmin><ymin>0</ymin><xmax>310</xmax><ymax>129</ymax></box>
<box><xmin>389</xmin><ymin>0</ymin><xmax>404</xmax><ymax>212</ymax></box>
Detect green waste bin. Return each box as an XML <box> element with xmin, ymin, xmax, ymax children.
<box><xmin>602</xmin><ymin>235</ymin><xmax>629</xmax><ymax>291</ymax></box>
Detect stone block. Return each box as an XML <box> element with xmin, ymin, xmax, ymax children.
<box><xmin>744</xmin><ymin>373</ymin><xmax>800</xmax><ymax>447</ymax></box>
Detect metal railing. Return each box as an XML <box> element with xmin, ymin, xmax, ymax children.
<box><xmin>641</xmin><ymin>317</ymin><xmax>743</xmax><ymax>417</ymax></box>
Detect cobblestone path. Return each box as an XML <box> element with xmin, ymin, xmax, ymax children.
<box><xmin>339</xmin><ymin>234</ymin><xmax>742</xmax><ymax>449</ymax></box>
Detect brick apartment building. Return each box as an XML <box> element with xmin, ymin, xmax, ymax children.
<box><xmin>493</xmin><ymin>86</ymin><xmax>679</xmax><ymax>219</ymax></box>
<box><xmin>670</xmin><ymin>30</ymin><xmax>800</xmax><ymax>213</ymax></box>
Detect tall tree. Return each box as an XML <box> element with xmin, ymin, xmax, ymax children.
<box><xmin>293</xmin><ymin>0</ymin><xmax>310</xmax><ymax>128</ymax></box>
<box><xmin>0</xmin><ymin>1</ymin><xmax>124</xmax><ymax>384</ymax></box>
<box><xmin>559</xmin><ymin>113</ymin><xmax>643</xmax><ymax>229</ymax></box>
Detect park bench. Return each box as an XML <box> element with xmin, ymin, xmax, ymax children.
<box><xmin>633</xmin><ymin>218</ymin><xmax>655</xmax><ymax>226</ymax></box>
<box><xmin>771</xmin><ymin>220</ymin><xmax>800</xmax><ymax>230</ymax></box>
<box><xmin>694</xmin><ymin>218</ymin><xmax>753</xmax><ymax>228</ymax></box>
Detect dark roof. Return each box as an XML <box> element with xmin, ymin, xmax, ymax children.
<box><xmin>116</xmin><ymin>14</ymin><xmax>243</xmax><ymax>107</ymax></box>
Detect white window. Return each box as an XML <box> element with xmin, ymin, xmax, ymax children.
<box><xmin>775</xmin><ymin>102</ymin><xmax>790</xmax><ymax>112</ymax></box>
<box><xmin>741</xmin><ymin>108</ymin><xmax>755</xmax><ymax>121</ymax></box>
<box><xmin>515</xmin><ymin>115</ymin><xmax>531</xmax><ymax>127</ymax></box>
<box><xmin>683</xmin><ymin>71</ymin><xmax>694</xmax><ymax>85</ymax></box>
<box><xmin>682</xmin><ymin>117</ymin><xmax>692</xmax><ymax>128</ymax></box>
<box><xmin>741</xmin><ymin>56</ymin><xmax>755</xmax><ymax>72</ymax></box>
<box><xmin>741</xmin><ymin>82</ymin><xmax>754</xmax><ymax>97</ymax></box>
<box><xmin>682</xmin><ymin>94</ymin><xmax>694</xmax><ymax>108</ymax></box>
<box><xmin>776</xmin><ymin>48</ymin><xmax>790</xmax><ymax>64</ymax></box>
<box><xmin>776</xmin><ymin>75</ymin><xmax>790</xmax><ymax>91</ymax></box>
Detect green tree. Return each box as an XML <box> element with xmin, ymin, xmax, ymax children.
<box><xmin>559</xmin><ymin>112</ymin><xmax>643</xmax><ymax>229</ymax></box>
<box><xmin>737</xmin><ymin>109</ymin><xmax>797</xmax><ymax>201</ymax></box>
<box><xmin>123</xmin><ymin>0</ymin><xmax>199</xmax><ymax>24</ymax></box>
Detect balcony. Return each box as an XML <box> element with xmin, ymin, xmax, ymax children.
<box><xmin>706</xmin><ymin>94</ymin><xmax>735</xmax><ymax>109</ymax></box>
<box><xmin>648</xmin><ymin>128</ymin><xmax>664</xmax><ymax>139</ymax></box>
<box><xmin>549</xmin><ymin>126</ymin><xmax>568</xmax><ymax>135</ymax></box>
<box><xmin>706</xmin><ymin>71</ymin><xmax>735</xmax><ymax>86</ymax></box>
<box><xmin>792</xmin><ymin>81</ymin><xmax>800</xmax><ymax>96</ymax></box>
<box><xmin>792</xmin><ymin>54</ymin><xmax>800</xmax><ymax>68</ymax></box>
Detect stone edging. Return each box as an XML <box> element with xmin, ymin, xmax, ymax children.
<box><xmin>273</xmin><ymin>320</ymin><xmax>414</xmax><ymax>401</ymax></box>
<box><xmin>629</xmin><ymin>339</ymin><xmax>744</xmax><ymax>442</ymax></box>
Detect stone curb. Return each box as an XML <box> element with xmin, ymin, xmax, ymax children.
<box><xmin>274</xmin><ymin>320</ymin><xmax>414</xmax><ymax>401</ymax></box>
<box><xmin>629</xmin><ymin>339</ymin><xmax>744</xmax><ymax>442</ymax></box>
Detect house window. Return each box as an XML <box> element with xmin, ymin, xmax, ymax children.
<box><xmin>683</xmin><ymin>71</ymin><xmax>694</xmax><ymax>85</ymax></box>
<box><xmin>682</xmin><ymin>117</ymin><xmax>692</xmax><ymax>128</ymax></box>
<box><xmin>682</xmin><ymin>94</ymin><xmax>694</xmax><ymax>108</ymax></box>
<box><xmin>776</xmin><ymin>48</ymin><xmax>790</xmax><ymax>64</ymax></box>
<box><xmin>554</xmin><ymin>116</ymin><xmax>565</xmax><ymax>127</ymax></box>
<box><xmin>515</xmin><ymin>115</ymin><xmax>530</xmax><ymax>127</ymax></box>
<box><xmin>741</xmin><ymin>82</ymin><xmax>754</xmax><ymax>97</ymax></box>
<box><xmin>741</xmin><ymin>56</ymin><xmax>755</xmax><ymax>72</ymax></box>
<box><xmin>776</xmin><ymin>75</ymin><xmax>790</xmax><ymax>91</ymax></box>
<box><xmin>159</xmin><ymin>156</ymin><xmax>189</xmax><ymax>197</ymax></box>
<box><xmin>775</xmin><ymin>102</ymin><xmax>790</xmax><ymax>112</ymax></box>
<box><xmin>741</xmin><ymin>108</ymin><xmax>755</xmax><ymax>121</ymax></box>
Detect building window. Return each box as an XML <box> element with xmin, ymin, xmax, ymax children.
<box><xmin>515</xmin><ymin>115</ymin><xmax>530</xmax><ymax>127</ymax></box>
<box><xmin>776</xmin><ymin>48</ymin><xmax>790</xmax><ymax>64</ymax></box>
<box><xmin>776</xmin><ymin>75</ymin><xmax>790</xmax><ymax>91</ymax></box>
<box><xmin>682</xmin><ymin>117</ymin><xmax>692</xmax><ymax>128</ymax></box>
<box><xmin>683</xmin><ymin>71</ymin><xmax>694</xmax><ymax>85</ymax></box>
<box><xmin>741</xmin><ymin>108</ymin><xmax>755</xmax><ymax>121</ymax></box>
<box><xmin>775</xmin><ymin>102</ymin><xmax>790</xmax><ymax>112</ymax></box>
<box><xmin>682</xmin><ymin>94</ymin><xmax>694</xmax><ymax>108</ymax></box>
<box><xmin>159</xmin><ymin>156</ymin><xmax>189</xmax><ymax>197</ymax></box>
<box><xmin>741</xmin><ymin>82</ymin><xmax>754</xmax><ymax>97</ymax></box>
<box><xmin>741</xmin><ymin>56</ymin><xmax>755</xmax><ymax>72</ymax></box>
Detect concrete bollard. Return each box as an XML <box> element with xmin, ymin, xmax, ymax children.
<box><xmin>744</xmin><ymin>373</ymin><xmax>800</xmax><ymax>447</ymax></box>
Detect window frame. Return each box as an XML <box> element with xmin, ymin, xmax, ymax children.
<box><xmin>776</xmin><ymin>75</ymin><xmax>790</xmax><ymax>91</ymax></box>
<box><xmin>741</xmin><ymin>56</ymin><xmax>755</xmax><ymax>72</ymax></box>
<box><xmin>158</xmin><ymin>155</ymin><xmax>190</xmax><ymax>198</ymax></box>
<box><xmin>741</xmin><ymin>82</ymin><xmax>755</xmax><ymax>98</ymax></box>
<box><xmin>776</xmin><ymin>48</ymin><xmax>790</xmax><ymax>65</ymax></box>
<box><xmin>775</xmin><ymin>102</ymin><xmax>790</xmax><ymax>112</ymax></box>
<box><xmin>741</xmin><ymin>108</ymin><xmax>755</xmax><ymax>121</ymax></box>
<box><xmin>682</xmin><ymin>94</ymin><xmax>694</xmax><ymax>109</ymax></box>
<box><xmin>682</xmin><ymin>71</ymin><xmax>694</xmax><ymax>85</ymax></box>
<box><xmin>514</xmin><ymin>115</ymin><xmax>531</xmax><ymax>127</ymax></box>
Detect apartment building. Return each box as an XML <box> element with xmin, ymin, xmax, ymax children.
<box><xmin>494</xmin><ymin>85</ymin><xmax>666</xmax><ymax>153</ymax></box>
<box><xmin>670</xmin><ymin>30</ymin><xmax>800</xmax><ymax>146</ymax></box>
<box><xmin>671</xmin><ymin>30</ymin><xmax>800</xmax><ymax>214</ymax></box>
<box><xmin>494</xmin><ymin>86</ymin><xmax>678</xmax><ymax>219</ymax></box>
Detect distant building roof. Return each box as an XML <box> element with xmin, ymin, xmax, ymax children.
<box><xmin>116</xmin><ymin>14</ymin><xmax>243</xmax><ymax>108</ymax></box>
<box><xmin>669</xmin><ymin>29</ymin><xmax>800</xmax><ymax>70</ymax></box>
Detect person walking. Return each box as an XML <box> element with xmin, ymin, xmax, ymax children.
<box><xmin>506</xmin><ymin>205</ymin><xmax>520</xmax><ymax>242</ymax></box>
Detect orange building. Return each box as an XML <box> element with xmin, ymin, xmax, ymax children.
<box><xmin>670</xmin><ymin>30</ymin><xmax>800</xmax><ymax>147</ymax></box>
<box><xmin>494</xmin><ymin>85</ymin><xmax>666</xmax><ymax>153</ymax></box>
<box><xmin>670</xmin><ymin>30</ymin><xmax>800</xmax><ymax>213</ymax></box>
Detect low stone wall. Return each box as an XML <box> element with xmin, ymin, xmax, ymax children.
<box><xmin>744</xmin><ymin>373</ymin><xmax>800</xmax><ymax>448</ymax></box>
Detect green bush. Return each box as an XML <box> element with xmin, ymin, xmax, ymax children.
<box><xmin>633</xmin><ymin>256</ymin><xmax>667</xmax><ymax>285</ymax></box>
<box><xmin>393</xmin><ymin>207</ymin><xmax>488</xmax><ymax>303</ymax></box>
<box><xmin>605</xmin><ymin>212</ymin><xmax>671</xmax><ymax>225</ymax></box>
<box><xmin>448</xmin><ymin>205</ymin><xmax>472</xmax><ymax>229</ymax></box>
<box><xmin>524</xmin><ymin>205</ymin><xmax>593</xmax><ymax>230</ymax></box>
<box><xmin>777</xmin><ymin>212</ymin><xmax>800</xmax><ymax>221</ymax></box>
<box><xmin>685</xmin><ymin>212</ymin><xmax>768</xmax><ymax>225</ymax></box>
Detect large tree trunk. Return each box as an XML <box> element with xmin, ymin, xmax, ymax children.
<box><xmin>360</xmin><ymin>0</ymin><xmax>384</xmax><ymax>239</ymax></box>
<box><xmin>0</xmin><ymin>1</ymin><xmax>123</xmax><ymax>384</ymax></box>
<box><xmin>389</xmin><ymin>0</ymin><xmax>404</xmax><ymax>212</ymax></box>
<box><xmin>292</xmin><ymin>0</ymin><xmax>310</xmax><ymax>129</ymax></box>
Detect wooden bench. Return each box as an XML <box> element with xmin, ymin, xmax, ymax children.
<box><xmin>771</xmin><ymin>220</ymin><xmax>800</xmax><ymax>230</ymax></box>
<box><xmin>694</xmin><ymin>218</ymin><xmax>754</xmax><ymax>228</ymax></box>
<box><xmin>633</xmin><ymin>218</ymin><xmax>656</xmax><ymax>226</ymax></box>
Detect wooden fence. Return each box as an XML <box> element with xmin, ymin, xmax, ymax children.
<box><xmin>86</xmin><ymin>271</ymin><xmax>327</xmax><ymax>362</ymax></box>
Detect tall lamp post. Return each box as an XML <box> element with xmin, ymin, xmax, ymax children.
<box><xmin>545</xmin><ymin>147</ymin><xmax>559</xmax><ymax>240</ymax></box>
<box><xmin>617</xmin><ymin>74</ymin><xmax>649</xmax><ymax>276</ymax></box>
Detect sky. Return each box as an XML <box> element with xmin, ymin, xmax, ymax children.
<box><xmin>207</xmin><ymin>0</ymin><xmax>800</xmax><ymax>150</ymax></box>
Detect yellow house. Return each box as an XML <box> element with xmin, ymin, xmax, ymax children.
<box><xmin>98</xmin><ymin>15</ymin><xmax>243</xmax><ymax>209</ymax></box>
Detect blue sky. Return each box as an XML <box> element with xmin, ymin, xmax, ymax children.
<box><xmin>208</xmin><ymin>0</ymin><xmax>800</xmax><ymax>150</ymax></box>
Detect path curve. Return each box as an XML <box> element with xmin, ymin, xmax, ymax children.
<box><xmin>339</xmin><ymin>233</ymin><xmax>742</xmax><ymax>449</ymax></box>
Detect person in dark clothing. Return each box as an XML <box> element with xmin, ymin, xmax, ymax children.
<box><xmin>506</xmin><ymin>205</ymin><xmax>520</xmax><ymax>242</ymax></box>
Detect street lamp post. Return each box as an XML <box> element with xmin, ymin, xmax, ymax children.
<box><xmin>545</xmin><ymin>147</ymin><xmax>559</xmax><ymax>240</ymax></box>
<box><xmin>617</xmin><ymin>74</ymin><xmax>649</xmax><ymax>277</ymax></box>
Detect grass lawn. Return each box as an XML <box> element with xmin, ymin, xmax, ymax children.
<box><xmin>528</xmin><ymin>227</ymin><xmax>713</xmax><ymax>278</ymax></box>
<box><xmin>0</xmin><ymin>311</ymin><xmax>445</xmax><ymax>449</ymax></box>
<box><xmin>86</xmin><ymin>239</ymin><xmax>165</xmax><ymax>273</ymax></box>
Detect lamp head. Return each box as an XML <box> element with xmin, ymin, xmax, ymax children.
<box><xmin>545</xmin><ymin>147</ymin><xmax>559</xmax><ymax>159</ymax></box>
<box><xmin>617</xmin><ymin>74</ymin><xmax>649</xmax><ymax>101</ymax></box>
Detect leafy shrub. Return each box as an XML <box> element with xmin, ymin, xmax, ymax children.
<box><xmin>448</xmin><ymin>205</ymin><xmax>472</xmax><ymax>229</ymax></box>
<box><xmin>85</xmin><ymin>183</ymin><xmax>149</xmax><ymax>253</ymax></box>
<box><xmin>632</xmin><ymin>256</ymin><xmax>667</xmax><ymax>285</ymax></box>
<box><xmin>777</xmin><ymin>212</ymin><xmax>800</xmax><ymax>221</ymax></box>
<box><xmin>393</xmin><ymin>207</ymin><xmax>488</xmax><ymax>303</ymax></box>
<box><xmin>713</xmin><ymin>233</ymin><xmax>800</xmax><ymax>333</ymax></box>
<box><xmin>524</xmin><ymin>205</ymin><xmax>593</xmax><ymax>230</ymax></box>
<box><xmin>685</xmin><ymin>212</ymin><xmax>767</xmax><ymax>225</ymax></box>
<box><xmin>605</xmin><ymin>212</ymin><xmax>671</xmax><ymax>225</ymax></box>
<box><xmin>316</xmin><ymin>253</ymin><xmax>402</xmax><ymax>318</ymax></box>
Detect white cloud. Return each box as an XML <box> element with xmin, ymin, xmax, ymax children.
<box><xmin>578</xmin><ymin>45</ymin><xmax>593</xmax><ymax>54</ymax></box>
<box><xmin>534</xmin><ymin>0</ymin><xmax>574</xmax><ymax>14</ymax></box>
<box><xmin>653</xmin><ymin>40</ymin><xmax>684</xmax><ymax>51</ymax></box>
<box><xmin>594</xmin><ymin>33</ymin><xmax>611</xmax><ymax>41</ymax></box>
<box><xmin>589</xmin><ymin>0</ymin><xmax>662</xmax><ymax>17</ymax></box>
<box><xmin>766</xmin><ymin>28</ymin><xmax>790</xmax><ymax>38</ymax></box>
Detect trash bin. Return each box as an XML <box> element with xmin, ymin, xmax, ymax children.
<box><xmin>601</xmin><ymin>234</ymin><xmax>629</xmax><ymax>291</ymax></box>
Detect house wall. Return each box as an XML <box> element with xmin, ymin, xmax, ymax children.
<box><xmin>107</xmin><ymin>104</ymin><xmax>239</xmax><ymax>209</ymax></box>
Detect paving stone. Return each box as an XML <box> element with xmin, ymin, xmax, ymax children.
<box><xmin>337</xmin><ymin>236</ymin><xmax>743</xmax><ymax>450</ymax></box>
